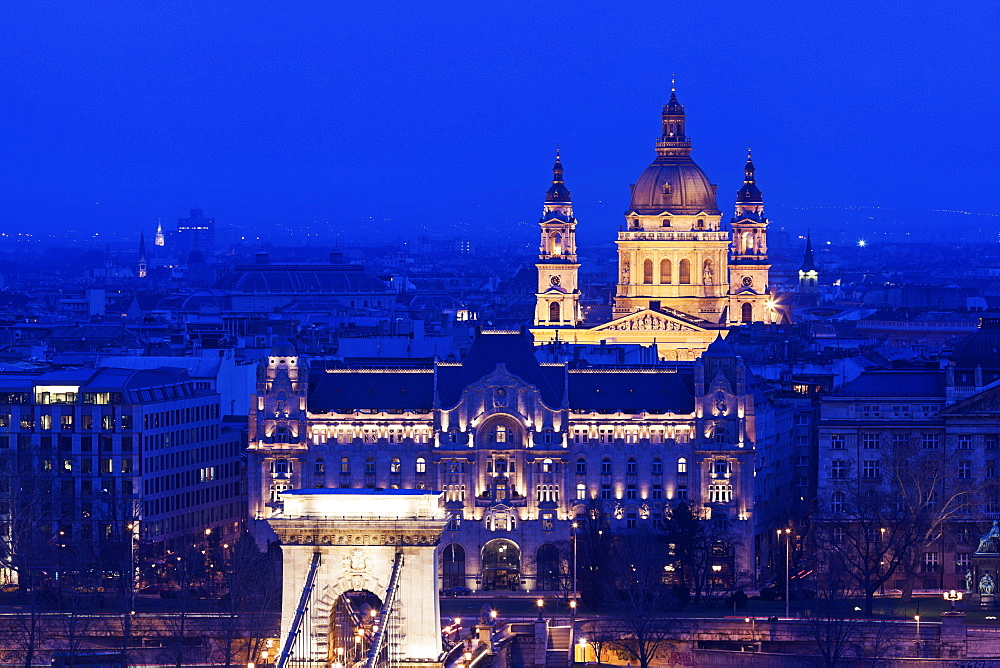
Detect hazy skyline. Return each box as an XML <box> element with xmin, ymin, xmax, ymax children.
<box><xmin>2</xmin><ymin>1</ymin><xmax>998</xmax><ymax>243</ymax></box>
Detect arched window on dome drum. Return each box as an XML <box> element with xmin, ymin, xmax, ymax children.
<box><xmin>679</xmin><ymin>259</ymin><xmax>691</xmax><ymax>284</ymax></box>
<box><xmin>741</xmin><ymin>302</ymin><xmax>753</xmax><ymax>324</ymax></box>
<box><xmin>549</xmin><ymin>302</ymin><xmax>560</xmax><ymax>323</ymax></box>
<box><xmin>643</xmin><ymin>259</ymin><xmax>653</xmax><ymax>284</ymax></box>
<box><xmin>660</xmin><ymin>259</ymin><xmax>671</xmax><ymax>284</ymax></box>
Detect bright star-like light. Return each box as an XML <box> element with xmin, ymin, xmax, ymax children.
<box><xmin>857</xmin><ymin>239</ymin><xmax>867</xmax><ymax>248</ymax></box>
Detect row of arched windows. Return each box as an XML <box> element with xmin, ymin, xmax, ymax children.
<box><xmin>640</xmin><ymin>258</ymin><xmax>711</xmax><ymax>285</ymax></box>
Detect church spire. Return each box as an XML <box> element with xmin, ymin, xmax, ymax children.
<box><xmin>801</xmin><ymin>230</ymin><xmax>816</xmax><ymax>272</ymax></box>
<box><xmin>154</xmin><ymin>218</ymin><xmax>165</xmax><ymax>247</ymax></box>
<box><xmin>137</xmin><ymin>232</ymin><xmax>148</xmax><ymax>278</ymax></box>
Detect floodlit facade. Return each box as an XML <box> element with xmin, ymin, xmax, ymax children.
<box><xmin>531</xmin><ymin>87</ymin><xmax>787</xmax><ymax>360</ymax></box>
<box><xmin>248</xmin><ymin>331</ymin><xmax>772</xmax><ymax>591</ymax></box>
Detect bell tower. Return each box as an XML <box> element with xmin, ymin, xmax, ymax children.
<box><xmin>728</xmin><ymin>150</ymin><xmax>773</xmax><ymax>324</ymax></box>
<box><xmin>534</xmin><ymin>150</ymin><xmax>582</xmax><ymax>327</ymax></box>
<box><xmin>798</xmin><ymin>230</ymin><xmax>819</xmax><ymax>300</ymax></box>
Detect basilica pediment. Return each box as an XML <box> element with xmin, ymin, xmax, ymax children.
<box><xmin>591</xmin><ymin>309</ymin><xmax>707</xmax><ymax>333</ymax></box>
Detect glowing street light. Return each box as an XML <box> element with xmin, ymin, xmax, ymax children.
<box><xmin>777</xmin><ymin>528</ymin><xmax>792</xmax><ymax>619</ymax></box>
<box><xmin>536</xmin><ymin>598</ymin><xmax>544</xmax><ymax>620</ymax></box>
<box><xmin>944</xmin><ymin>589</ymin><xmax>964</xmax><ymax>611</ymax></box>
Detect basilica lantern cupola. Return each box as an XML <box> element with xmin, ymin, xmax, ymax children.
<box><xmin>657</xmin><ymin>83</ymin><xmax>692</xmax><ymax>158</ymax></box>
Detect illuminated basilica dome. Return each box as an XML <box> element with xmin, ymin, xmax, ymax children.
<box><xmin>627</xmin><ymin>89</ymin><xmax>720</xmax><ymax>216</ymax></box>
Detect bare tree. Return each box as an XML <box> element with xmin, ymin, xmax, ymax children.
<box><xmin>883</xmin><ymin>435</ymin><xmax>973</xmax><ymax>602</ymax></box>
<box><xmin>804</xmin><ymin>571</ymin><xmax>864</xmax><ymax>668</ymax></box>
<box><xmin>581</xmin><ymin>619</ymin><xmax>618</xmax><ymax>664</ymax></box>
<box><xmin>214</xmin><ymin>532</ymin><xmax>281</xmax><ymax>667</ymax></box>
<box><xmin>576</xmin><ymin>496</ymin><xmax>614</xmax><ymax>608</ymax></box>
<box><xmin>820</xmin><ymin>462</ymin><xmax>922</xmax><ymax>615</ymax></box>
<box><xmin>603</xmin><ymin>527</ymin><xmax>678</xmax><ymax>668</ymax></box>
<box><xmin>661</xmin><ymin>502</ymin><xmax>737</xmax><ymax>604</ymax></box>
<box><xmin>805</xmin><ymin>562</ymin><xmax>903</xmax><ymax>668</ymax></box>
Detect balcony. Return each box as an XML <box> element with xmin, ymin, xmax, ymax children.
<box><xmin>618</xmin><ymin>230</ymin><xmax>729</xmax><ymax>242</ymax></box>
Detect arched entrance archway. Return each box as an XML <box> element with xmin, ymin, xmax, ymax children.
<box><xmin>482</xmin><ymin>538</ymin><xmax>520</xmax><ymax>591</ymax></box>
<box><xmin>442</xmin><ymin>543</ymin><xmax>466</xmax><ymax>589</ymax></box>
<box><xmin>536</xmin><ymin>544</ymin><xmax>561</xmax><ymax>591</ymax></box>
<box><xmin>330</xmin><ymin>589</ymin><xmax>382</xmax><ymax>665</ymax></box>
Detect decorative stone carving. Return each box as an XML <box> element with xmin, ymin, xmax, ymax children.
<box><xmin>981</xmin><ymin>572</ymin><xmax>996</xmax><ymax>596</ymax></box>
<box><xmin>345</xmin><ymin>548</ymin><xmax>370</xmax><ymax>573</ymax></box>
<box><xmin>977</xmin><ymin>521</ymin><xmax>1000</xmax><ymax>554</ymax></box>
<box><xmin>601</xmin><ymin>313</ymin><xmax>693</xmax><ymax>332</ymax></box>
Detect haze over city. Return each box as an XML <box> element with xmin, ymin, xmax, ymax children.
<box><xmin>2</xmin><ymin>1</ymin><xmax>997</xmax><ymax>244</ymax></box>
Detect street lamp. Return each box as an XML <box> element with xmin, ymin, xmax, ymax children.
<box><xmin>571</xmin><ymin>521</ymin><xmax>579</xmax><ymax>607</ymax></box>
<box><xmin>944</xmin><ymin>590</ymin><xmax>964</xmax><ymax>611</ymax></box>
<box><xmin>777</xmin><ymin>528</ymin><xmax>792</xmax><ymax>619</ymax></box>
<box><xmin>536</xmin><ymin>598</ymin><xmax>544</xmax><ymax>621</ymax></box>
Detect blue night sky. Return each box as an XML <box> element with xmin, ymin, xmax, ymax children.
<box><xmin>2</xmin><ymin>1</ymin><xmax>998</xmax><ymax>243</ymax></box>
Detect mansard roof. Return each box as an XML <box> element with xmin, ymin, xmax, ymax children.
<box><xmin>308</xmin><ymin>367</ymin><xmax>435</xmax><ymax>412</ymax></box>
<box><xmin>831</xmin><ymin>369</ymin><xmax>945</xmax><ymax>398</ymax></box>
<box><xmin>567</xmin><ymin>368</ymin><xmax>695</xmax><ymax>413</ymax></box>
<box><xmin>436</xmin><ymin>329</ymin><xmax>564</xmax><ymax>408</ymax></box>
<box><xmin>304</xmin><ymin>329</ymin><xmax>701</xmax><ymax>414</ymax></box>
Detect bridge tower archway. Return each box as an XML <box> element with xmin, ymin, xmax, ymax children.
<box><xmin>268</xmin><ymin>490</ymin><xmax>447</xmax><ymax>666</ymax></box>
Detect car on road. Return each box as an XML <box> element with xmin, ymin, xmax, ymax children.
<box><xmin>440</xmin><ymin>586</ymin><xmax>472</xmax><ymax>597</ymax></box>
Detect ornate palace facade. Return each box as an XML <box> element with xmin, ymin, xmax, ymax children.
<box><xmin>531</xmin><ymin>87</ymin><xmax>787</xmax><ymax>360</ymax></box>
<box><xmin>248</xmin><ymin>331</ymin><xmax>770</xmax><ymax>592</ymax></box>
